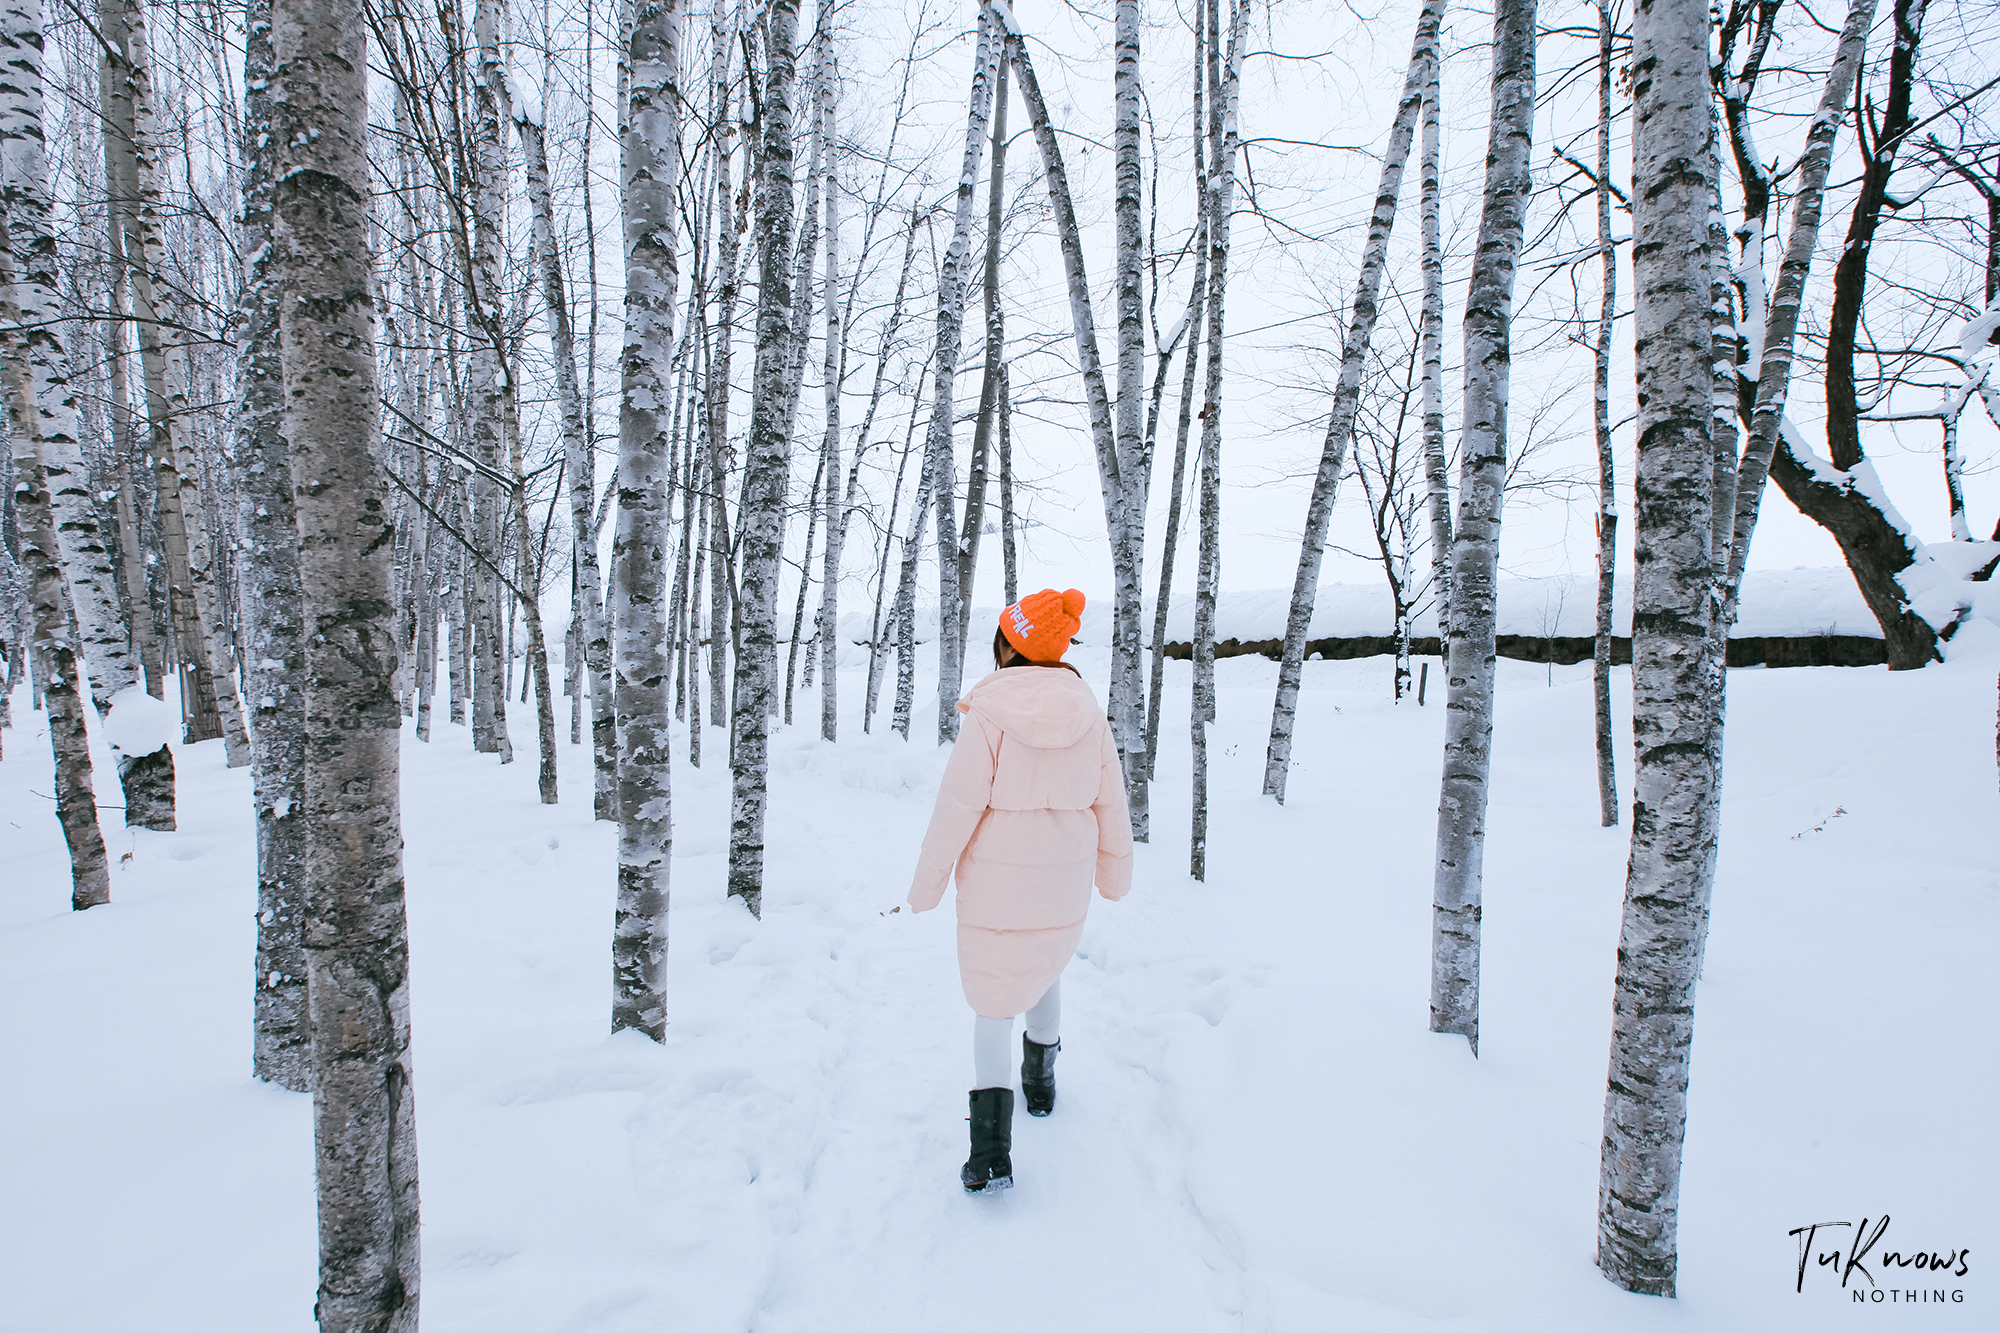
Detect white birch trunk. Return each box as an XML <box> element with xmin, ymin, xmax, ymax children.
<box><xmin>1427</xmin><ymin>0</ymin><xmax>1535</xmax><ymax>1055</ymax></box>
<box><xmin>521</xmin><ymin>94</ymin><xmax>615</xmax><ymax>819</ymax></box>
<box><xmin>0</xmin><ymin>0</ymin><xmax>111</xmax><ymax>912</ymax></box>
<box><xmin>1262</xmin><ymin>0</ymin><xmax>1444</xmax><ymax>803</ymax></box>
<box><xmin>1721</xmin><ymin>0</ymin><xmax>1876</xmax><ymax>615</ymax></box>
<box><xmin>1596</xmin><ymin>0</ymin><xmax>1719</xmax><ymax>1296</ymax></box>
<box><xmin>1419</xmin><ymin>71</ymin><xmax>1452</xmax><ymax>680</ymax></box>
<box><xmin>727</xmin><ymin>0</ymin><xmax>796</xmax><ymax>915</ymax></box>
<box><xmin>482</xmin><ymin>17</ymin><xmax>558</xmax><ymax>804</ymax></box>
<box><xmin>1592</xmin><ymin>0</ymin><xmax>1619</xmax><ymax>830</ymax></box>
<box><xmin>1111</xmin><ymin>0</ymin><xmax>1151</xmax><ymax>838</ymax></box>
<box><xmin>271</xmin><ymin>0</ymin><xmax>421</xmax><ymax>1318</ymax></box>
<box><xmin>1192</xmin><ymin>0</ymin><xmax>1248</xmax><ymax>880</ymax></box>
<box><xmin>922</xmin><ymin>9</ymin><xmax>998</xmax><ymax>744</ymax></box>
<box><xmin>128</xmin><ymin>5</ymin><xmax>250</xmax><ymax>768</ymax></box>
<box><xmin>816</xmin><ymin>59</ymin><xmax>843</xmax><ymax>742</ymax></box>
<box><xmin>236</xmin><ymin>0</ymin><xmax>308</xmax><ymax>1092</ymax></box>
<box><xmin>614</xmin><ymin>0</ymin><xmax>682</xmax><ymax>1029</ymax></box>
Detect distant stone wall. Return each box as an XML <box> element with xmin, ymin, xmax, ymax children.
<box><xmin>1159</xmin><ymin>633</ymin><xmax>1889</xmax><ymax>669</ymax></box>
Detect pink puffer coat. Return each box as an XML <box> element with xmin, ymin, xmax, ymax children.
<box><xmin>908</xmin><ymin>667</ymin><xmax>1133</xmax><ymax>1016</ymax></box>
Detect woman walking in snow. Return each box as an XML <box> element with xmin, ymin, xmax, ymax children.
<box><xmin>908</xmin><ymin>588</ymin><xmax>1134</xmax><ymax>1193</ymax></box>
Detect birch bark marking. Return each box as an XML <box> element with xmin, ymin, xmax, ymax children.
<box><xmin>1721</xmin><ymin>0</ymin><xmax>1876</xmax><ymax>620</ymax></box>
<box><xmin>1111</xmin><ymin>0</ymin><xmax>1149</xmax><ymax>837</ymax></box>
<box><xmin>1420</xmin><ymin>62</ymin><xmax>1451</xmax><ymax>674</ymax></box>
<box><xmin>522</xmin><ymin>82</ymin><xmax>614</xmax><ymax>818</ymax></box>
<box><xmin>1596</xmin><ymin>0</ymin><xmax>1716</xmax><ymax>1296</ymax></box>
<box><xmin>0</xmin><ymin>6</ymin><xmax>110</xmax><ymax>912</ymax></box>
<box><xmin>705</xmin><ymin>0</ymin><xmax>738</xmax><ymax>733</ymax></box>
<box><xmin>1191</xmin><ymin>0</ymin><xmax>1248</xmax><ymax>880</ymax></box>
<box><xmin>99</xmin><ymin>0</ymin><xmax>218</xmax><ymax>745</ymax></box>
<box><xmin>0</xmin><ymin>2</ymin><xmax>136</xmax><ymax>731</ymax></box>
<box><xmin>1427</xmin><ymin>0</ymin><xmax>1535</xmax><ymax>1055</ymax></box>
<box><xmin>131</xmin><ymin>4</ymin><xmax>251</xmax><ymax>766</ymax></box>
<box><xmin>271</xmin><ymin>0</ymin><xmax>420</xmax><ymax>1319</ymax></box>
<box><xmin>816</xmin><ymin>53</ymin><xmax>843</xmax><ymax>742</ymax></box>
<box><xmin>955</xmin><ymin>45</ymin><xmax>1007</xmax><ymax>661</ymax></box>
<box><xmin>727</xmin><ymin>0</ymin><xmax>792</xmax><ymax>914</ymax></box>
<box><xmin>483</xmin><ymin>19</ymin><xmax>558</xmax><ymax>805</ymax></box>
<box><xmin>237</xmin><ymin>0</ymin><xmax>308</xmax><ymax>1091</ymax></box>
<box><xmin>614</xmin><ymin>0</ymin><xmax>681</xmax><ymax>1028</ymax></box>
<box><xmin>465</xmin><ymin>0</ymin><xmax>513</xmax><ymax>760</ymax></box>
<box><xmin>923</xmin><ymin>8</ymin><xmax>998</xmax><ymax>745</ymax></box>
<box><xmin>1262</xmin><ymin>0</ymin><xmax>1444</xmax><ymax>802</ymax></box>
<box><xmin>1592</xmin><ymin>0</ymin><xmax>1619</xmax><ymax>829</ymax></box>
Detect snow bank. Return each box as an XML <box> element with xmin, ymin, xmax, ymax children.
<box><xmin>1153</xmin><ymin>566</ymin><xmax>1887</xmax><ymax>642</ymax></box>
<box><xmin>100</xmin><ymin>683</ymin><xmax>175</xmax><ymax>756</ymax></box>
<box><xmin>4</xmin><ymin>629</ymin><xmax>1993</xmax><ymax>1331</ymax></box>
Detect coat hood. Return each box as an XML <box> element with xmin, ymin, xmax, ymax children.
<box><xmin>958</xmin><ymin>668</ymin><xmax>1103</xmax><ymax>750</ymax></box>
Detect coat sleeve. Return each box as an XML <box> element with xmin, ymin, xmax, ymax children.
<box><xmin>1092</xmin><ymin>721</ymin><xmax>1134</xmax><ymax>901</ymax></box>
<box><xmin>908</xmin><ymin>709</ymin><xmax>998</xmax><ymax>912</ymax></box>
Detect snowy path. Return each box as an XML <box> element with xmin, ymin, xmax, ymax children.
<box><xmin>3</xmin><ymin>637</ymin><xmax>1996</xmax><ymax>1330</ymax></box>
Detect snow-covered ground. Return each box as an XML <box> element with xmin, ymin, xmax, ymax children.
<box><xmin>2</xmin><ymin>631</ymin><xmax>1995</xmax><ymax>1331</ymax></box>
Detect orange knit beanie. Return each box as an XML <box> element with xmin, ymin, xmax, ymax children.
<box><xmin>1000</xmin><ymin>588</ymin><xmax>1085</xmax><ymax>662</ymax></box>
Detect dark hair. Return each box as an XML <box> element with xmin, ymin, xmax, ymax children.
<box><xmin>993</xmin><ymin>625</ymin><xmax>1081</xmax><ymax>675</ymax></box>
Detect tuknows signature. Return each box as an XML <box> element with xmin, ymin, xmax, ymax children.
<box><xmin>1791</xmin><ymin>1216</ymin><xmax>1971</xmax><ymax>1294</ymax></box>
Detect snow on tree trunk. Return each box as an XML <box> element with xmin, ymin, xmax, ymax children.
<box><xmin>0</xmin><ymin>9</ymin><xmax>110</xmax><ymax>913</ymax></box>
<box><xmin>1720</xmin><ymin>0</ymin><xmax>1875</xmax><ymax>620</ymax></box>
<box><xmin>1771</xmin><ymin>0</ymin><xmax>1936</xmax><ymax>670</ymax></box>
<box><xmin>1427</xmin><ymin>0</ymin><xmax>1534</xmax><ymax>1056</ymax></box>
<box><xmin>728</xmin><ymin>0</ymin><xmax>796</xmax><ymax>916</ymax></box>
<box><xmin>522</xmin><ymin>98</ymin><xmax>615</xmax><ymax>820</ymax></box>
<box><xmin>271</xmin><ymin>0</ymin><xmax>421</xmax><ymax>1318</ymax></box>
<box><xmin>1596</xmin><ymin>0</ymin><xmax>1719</xmax><ymax>1296</ymax></box>
<box><xmin>922</xmin><ymin>9</ymin><xmax>998</xmax><ymax>745</ymax></box>
<box><xmin>1262</xmin><ymin>0</ymin><xmax>1444</xmax><ymax>803</ymax></box>
<box><xmin>234</xmin><ymin>0</ymin><xmax>308</xmax><ymax>1092</ymax></box>
<box><xmin>1592</xmin><ymin>0</ymin><xmax>1619</xmax><ymax>830</ymax></box>
<box><xmin>613</xmin><ymin>0</ymin><xmax>682</xmax><ymax>1027</ymax></box>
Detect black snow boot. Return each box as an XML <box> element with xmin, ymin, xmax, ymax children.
<box><xmin>1021</xmin><ymin>1035</ymin><xmax>1060</xmax><ymax>1117</ymax></box>
<box><xmin>960</xmin><ymin>1088</ymin><xmax>1014</xmax><ymax>1193</ymax></box>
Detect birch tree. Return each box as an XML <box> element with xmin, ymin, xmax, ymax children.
<box><xmin>1262</xmin><ymin>0</ymin><xmax>1445</xmax><ymax>803</ymax></box>
<box><xmin>920</xmin><ymin>6</ymin><xmax>997</xmax><ymax>745</ymax></box>
<box><xmin>1427</xmin><ymin>0</ymin><xmax>1536</xmax><ymax>1055</ymax></box>
<box><xmin>1191</xmin><ymin>0</ymin><xmax>1248</xmax><ymax>879</ymax></box>
<box><xmin>237</xmin><ymin>0</ymin><xmax>308</xmax><ymax>1092</ymax></box>
<box><xmin>1591</xmin><ymin>0</ymin><xmax>1619</xmax><ymax>828</ymax></box>
<box><xmin>1419</xmin><ymin>54</ymin><xmax>1450</xmax><ymax>676</ymax></box>
<box><xmin>272</xmin><ymin>0</ymin><xmax>421</xmax><ymax>1318</ymax></box>
<box><xmin>0</xmin><ymin>0</ymin><xmax>110</xmax><ymax>913</ymax></box>
<box><xmin>728</xmin><ymin>0</ymin><xmax>794</xmax><ymax>915</ymax></box>
<box><xmin>614</xmin><ymin>0</ymin><xmax>681</xmax><ymax>1030</ymax></box>
<box><xmin>1596</xmin><ymin>0</ymin><xmax>1718</xmax><ymax>1295</ymax></box>
<box><xmin>816</xmin><ymin>52</ymin><xmax>844</xmax><ymax>742</ymax></box>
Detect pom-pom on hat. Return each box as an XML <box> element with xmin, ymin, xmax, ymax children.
<box><xmin>1000</xmin><ymin>588</ymin><xmax>1086</xmax><ymax>662</ymax></box>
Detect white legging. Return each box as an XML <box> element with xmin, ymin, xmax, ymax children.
<box><xmin>972</xmin><ymin>977</ymin><xmax>1061</xmax><ymax>1090</ymax></box>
